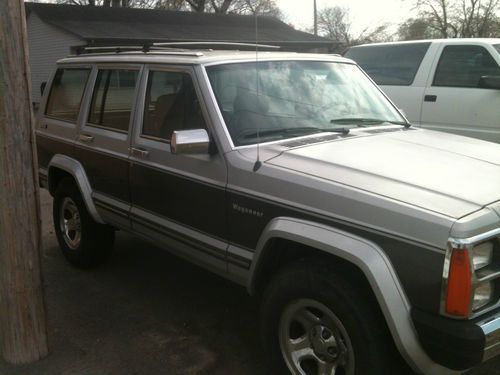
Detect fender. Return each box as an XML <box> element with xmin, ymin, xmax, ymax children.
<box><xmin>48</xmin><ymin>154</ymin><xmax>105</xmax><ymax>224</ymax></box>
<box><xmin>249</xmin><ymin>217</ymin><xmax>458</xmax><ymax>375</ymax></box>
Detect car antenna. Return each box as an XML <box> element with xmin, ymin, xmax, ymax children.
<box><xmin>252</xmin><ymin>5</ymin><xmax>262</xmax><ymax>172</ymax></box>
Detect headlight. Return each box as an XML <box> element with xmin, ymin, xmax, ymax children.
<box><xmin>472</xmin><ymin>282</ymin><xmax>494</xmax><ymax>311</ymax></box>
<box><xmin>472</xmin><ymin>242</ymin><xmax>493</xmax><ymax>270</ymax></box>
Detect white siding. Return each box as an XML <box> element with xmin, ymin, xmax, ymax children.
<box><xmin>27</xmin><ymin>13</ymin><xmax>86</xmax><ymax>104</ymax></box>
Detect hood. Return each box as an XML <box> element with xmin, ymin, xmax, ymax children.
<box><xmin>265</xmin><ymin>129</ymin><xmax>500</xmax><ymax>218</ymax></box>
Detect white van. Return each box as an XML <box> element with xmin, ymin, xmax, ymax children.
<box><xmin>345</xmin><ymin>39</ymin><xmax>500</xmax><ymax>143</ymax></box>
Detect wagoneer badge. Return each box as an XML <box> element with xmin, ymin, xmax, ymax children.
<box><xmin>232</xmin><ymin>203</ymin><xmax>264</xmax><ymax>218</ymax></box>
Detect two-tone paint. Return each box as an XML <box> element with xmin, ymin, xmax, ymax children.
<box><xmin>36</xmin><ymin>51</ymin><xmax>500</xmax><ymax>374</ymax></box>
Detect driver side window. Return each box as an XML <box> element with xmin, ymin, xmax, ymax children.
<box><xmin>142</xmin><ymin>70</ymin><xmax>207</xmax><ymax>141</ymax></box>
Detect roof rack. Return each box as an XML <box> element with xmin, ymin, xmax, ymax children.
<box><xmin>153</xmin><ymin>41</ymin><xmax>281</xmax><ymax>50</ymax></box>
<box><xmin>72</xmin><ymin>41</ymin><xmax>280</xmax><ymax>57</ymax></box>
<box><xmin>74</xmin><ymin>44</ymin><xmax>204</xmax><ymax>57</ymax></box>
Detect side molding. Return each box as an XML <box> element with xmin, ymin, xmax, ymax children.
<box><xmin>249</xmin><ymin>217</ymin><xmax>458</xmax><ymax>375</ymax></box>
<box><xmin>48</xmin><ymin>154</ymin><xmax>105</xmax><ymax>224</ymax></box>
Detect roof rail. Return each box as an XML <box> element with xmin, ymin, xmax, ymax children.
<box><xmin>153</xmin><ymin>41</ymin><xmax>281</xmax><ymax>50</ymax></box>
<box><xmin>74</xmin><ymin>44</ymin><xmax>204</xmax><ymax>57</ymax></box>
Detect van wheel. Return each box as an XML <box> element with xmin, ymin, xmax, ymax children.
<box><xmin>53</xmin><ymin>178</ymin><xmax>114</xmax><ymax>268</ymax></box>
<box><xmin>260</xmin><ymin>259</ymin><xmax>406</xmax><ymax>375</ymax></box>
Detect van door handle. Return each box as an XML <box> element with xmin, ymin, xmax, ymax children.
<box><xmin>79</xmin><ymin>134</ymin><xmax>94</xmax><ymax>142</ymax></box>
<box><xmin>129</xmin><ymin>147</ymin><xmax>149</xmax><ymax>159</ymax></box>
<box><xmin>424</xmin><ymin>95</ymin><xmax>437</xmax><ymax>102</ymax></box>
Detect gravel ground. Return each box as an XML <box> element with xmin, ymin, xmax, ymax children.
<box><xmin>0</xmin><ymin>189</ymin><xmax>498</xmax><ymax>374</ymax></box>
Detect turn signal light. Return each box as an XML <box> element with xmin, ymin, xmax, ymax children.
<box><xmin>445</xmin><ymin>248</ymin><xmax>471</xmax><ymax>317</ymax></box>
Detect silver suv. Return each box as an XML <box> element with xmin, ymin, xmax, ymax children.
<box><xmin>36</xmin><ymin>47</ymin><xmax>500</xmax><ymax>374</ymax></box>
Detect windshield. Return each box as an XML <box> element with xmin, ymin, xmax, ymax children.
<box><xmin>495</xmin><ymin>44</ymin><xmax>500</xmax><ymax>55</ymax></box>
<box><xmin>206</xmin><ymin>61</ymin><xmax>406</xmax><ymax>146</ymax></box>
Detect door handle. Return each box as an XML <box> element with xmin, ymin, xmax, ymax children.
<box><xmin>129</xmin><ymin>147</ymin><xmax>149</xmax><ymax>159</ymax></box>
<box><xmin>424</xmin><ymin>95</ymin><xmax>437</xmax><ymax>102</ymax></box>
<box><xmin>79</xmin><ymin>134</ymin><xmax>94</xmax><ymax>142</ymax></box>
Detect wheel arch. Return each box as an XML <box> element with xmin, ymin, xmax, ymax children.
<box><xmin>249</xmin><ymin>217</ymin><xmax>458</xmax><ymax>375</ymax></box>
<box><xmin>48</xmin><ymin>154</ymin><xmax>104</xmax><ymax>224</ymax></box>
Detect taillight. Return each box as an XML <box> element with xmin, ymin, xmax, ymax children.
<box><xmin>445</xmin><ymin>248</ymin><xmax>471</xmax><ymax>317</ymax></box>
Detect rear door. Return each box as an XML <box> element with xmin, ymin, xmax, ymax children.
<box><xmin>74</xmin><ymin>65</ymin><xmax>143</xmax><ymax>228</ymax></box>
<box><xmin>129</xmin><ymin>65</ymin><xmax>228</xmax><ymax>274</ymax></box>
<box><xmin>37</xmin><ymin>66</ymin><xmax>92</xmax><ymax>173</ymax></box>
<box><xmin>420</xmin><ymin>43</ymin><xmax>500</xmax><ymax>142</ymax></box>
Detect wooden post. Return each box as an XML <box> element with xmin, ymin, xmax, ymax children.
<box><xmin>0</xmin><ymin>0</ymin><xmax>49</xmax><ymax>365</ymax></box>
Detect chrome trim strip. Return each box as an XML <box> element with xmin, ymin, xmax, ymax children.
<box><xmin>130</xmin><ymin>206</ymin><xmax>228</xmax><ymax>257</ymax></box>
<box><xmin>200</xmin><ymin>65</ymin><xmax>236</xmax><ymax>149</ymax></box>
<box><xmin>227</xmin><ymin>186</ymin><xmax>446</xmax><ymax>253</ymax></box>
<box><xmin>479</xmin><ymin>313</ymin><xmax>500</xmax><ymax>361</ymax></box>
<box><xmin>449</xmin><ymin>228</ymin><xmax>500</xmax><ymax>248</ymax></box>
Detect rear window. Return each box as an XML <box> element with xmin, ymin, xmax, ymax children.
<box><xmin>88</xmin><ymin>69</ymin><xmax>138</xmax><ymax>132</ymax></box>
<box><xmin>345</xmin><ymin>42</ymin><xmax>431</xmax><ymax>86</ymax></box>
<box><xmin>45</xmin><ymin>68</ymin><xmax>90</xmax><ymax>123</ymax></box>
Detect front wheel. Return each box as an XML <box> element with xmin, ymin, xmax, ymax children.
<box><xmin>53</xmin><ymin>178</ymin><xmax>115</xmax><ymax>268</ymax></box>
<box><xmin>260</xmin><ymin>259</ymin><xmax>408</xmax><ymax>375</ymax></box>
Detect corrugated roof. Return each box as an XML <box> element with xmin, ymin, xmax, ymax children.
<box><xmin>25</xmin><ymin>3</ymin><xmax>335</xmax><ymax>47</ymax></box>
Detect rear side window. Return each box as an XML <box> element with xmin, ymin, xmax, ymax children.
<box><xmin>45</xmin><ymin>68</ymin><xmax>90</xmax><ymax>123</ymax></box>
<box><xmin>88</xmin><ymin>69</ymin><xmax>138</xmax><ymax>132</ymax></box>
<box><xmin>433</xmin><ymin>45</ymin><xmax>500</xmax><ymax>88</ymax></box>
<box><xmin>345</xmin><ymin>42</ymin><xmax>431</xmax><ymax>86</ymax></box>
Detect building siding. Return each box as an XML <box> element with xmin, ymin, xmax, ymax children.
<box><xmin>27</xmin><ymin>12</ymin><xmax>86</xmax><ymax>104</ymax></box>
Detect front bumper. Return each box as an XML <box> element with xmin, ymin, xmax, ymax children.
<box><xmin>411</xmin><ymin>308</ymin><xmax>500</xmax><ymax>371</ymax></box>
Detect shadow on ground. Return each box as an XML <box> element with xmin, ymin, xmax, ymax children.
<box><xmin>0</xmin><ymin>190</ymin><xmax>498</xmax><ymax>374</ymax></box>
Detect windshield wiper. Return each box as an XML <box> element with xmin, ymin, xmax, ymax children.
<box><xmin>330</xmin><ymin>118</ymin><xmax>407</xmax><ymax>127</ymax></box>
<box><xmin>241</xmin><ymin>126</ymin><xmax>349</xmax><ymax>140</ymax></box>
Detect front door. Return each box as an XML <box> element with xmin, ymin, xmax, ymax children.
<box><xmin>129</xmin><ymin>65</ymin><xmax>228</xmax><ymax>273</ymax></box>
<box><xmin>420</xmin><ymin>43</ymin><xmax>500</xmax><ymax>142</ymax></box>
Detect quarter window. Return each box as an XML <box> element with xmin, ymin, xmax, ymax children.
<box><xmin>45</xmin><ymin>68</ymin><xmax>90</xmax><ymax>123</ymax></box>
<box><xmin>88</xmin><ymin>69</ymin><xmax>138</xmax><ymax>132</ymax></box>
<box><xmin>433</xmin><ymin>45</ymin><xmax>500</xmax><ymax>88</ymax></box>
<box><xmin>142</xmin><ymin>70</ymin><xmax>207</xmax><ymax>141</ymax></box>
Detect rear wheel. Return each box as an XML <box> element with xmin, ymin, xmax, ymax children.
<box><xmin>261</xmin><ymin>259</ymin><xmax>408</xmax><ymax>375</ymax></box>
<box><xmin>53</xmin><ymin>178</ymin><xmax>114</xmax><ymax>268</ymax></box>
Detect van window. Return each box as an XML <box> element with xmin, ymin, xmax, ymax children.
<box><xmin>45</xmin><ymin>68</ymin><xmax>90</xmax><ymax>123</ymax></box>
<box><xmin>345</xmin><ymin>42</ymin><xmax>431</xmax><ymax>86</ymax></box>
<box><xmin>142</xmin><ymin>70</ymin><xmax>206</xmax><ymax>140</ymax></box>
<box><xmin>88</xmin><ymin>69</ymin><xmax>138</xmax><ymax>132</ymax></box>
<box><xmin>433</xmin><ymin>45</ymin><xmax>500</xmax><ymax>88</ymax></box>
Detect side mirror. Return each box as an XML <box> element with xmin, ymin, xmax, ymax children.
<box><xmin>171</xmin><ymin>129</ymin><xmax>210</xmax><ymax>154</ymax></box>
<box><xmin>40</xmin><ymin>81</ymin><xmax>47</xmax><ymax>96</ymax></box>
<box><xmin>478</xmin><ymin>76</ymin><xmax>500</xmax><ymax>90</ymax></box>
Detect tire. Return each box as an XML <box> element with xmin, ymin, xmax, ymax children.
<box><xmin>53</xmin><ymin>177</ymin><xmax>115</xmax><ymax>268</ymax></box>
<box><xmin>260</xmin><ymin>259</ymin><xmax>410</xmax><ymax>375</ymax></box>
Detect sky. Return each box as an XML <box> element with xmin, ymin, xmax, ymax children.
<box><xmin>276</xmin><ymin>0</ymin><xmax>416</xmax><ymax>36</ymax></box>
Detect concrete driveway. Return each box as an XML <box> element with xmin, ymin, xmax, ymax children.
<box><xmin>0</xmin><ymin>189</ymin><xmax>498</xmax><ymax>374</ymax></box>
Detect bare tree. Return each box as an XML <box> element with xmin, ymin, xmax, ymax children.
<box><xmin>317</xmin><ymin>6</ymin><xmax>351</xmax><ymax>45</ymax></box>
<box><xmin>317</xmin><ymin>6</ymin><xmax>392</xmax><ymax>49</ymax></box>
<box><xmin>398</xmin><ymin>17</ymin><xmax>442</xmax><ymax>39</ymax></box>
<box><xmin>411</xmin><ymin>0</ymin><xmax>499</xmax><ymax>38</ymax></box>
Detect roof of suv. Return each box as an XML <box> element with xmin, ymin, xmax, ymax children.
<box><xmin>58</xmin><ymin>50</ymin><xmax>352</xmax><ymax>66</ymax></box>
<box><xmin>350</xmin><ymin>38</ymin><xmax>500</xmax><ymax>48</ymax></box>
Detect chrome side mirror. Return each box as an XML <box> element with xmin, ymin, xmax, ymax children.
<box><xmin>171</xmin><ymin>129</ymin><xmax>210</xmax><ymax>154</ymax></box>
<box><xmin>479</xmin><ymin>76</ymin><xmax>500</xmax><ymax>90</ymax></box>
